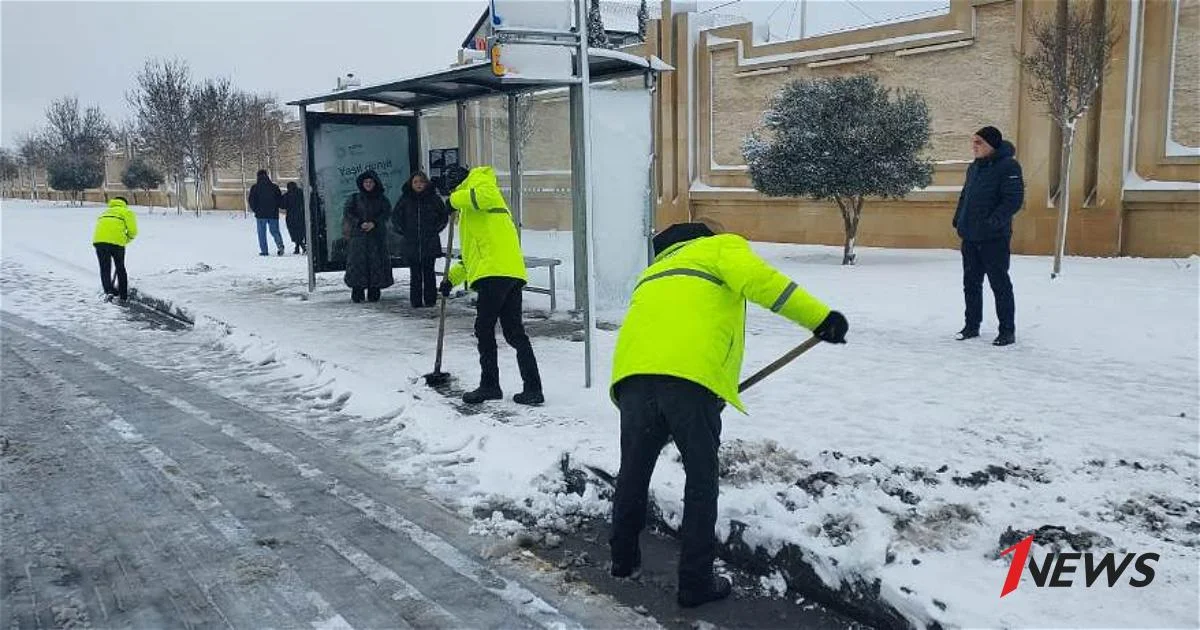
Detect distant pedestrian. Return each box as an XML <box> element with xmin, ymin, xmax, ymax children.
<box><xmin>952</xmin><ymin>126</ymin><xmax>1025</xmax><ymax>346</ymax></box>
<box><xmin>92</xmin><ymin>196</ymin><xmax>138</xmax><ymax>303</ymax></box>
<box><xmin>282</xmin><ymin>181</ymin><xmax>306</xmax><ymax>254</ymax></box>
<box><xmin>248</xmin><ymin>169</ymin><xmax>285</xmax><ymax>256</ymax></box>
<box><xmin>343</xmin><ymin>170</ymin><xmax>394</xmax><ymax>303</ymax></box>
<box><xmin>393</xmin><ymin>171</ymin><xmax>449</xmax><ymax>308</ymax></box>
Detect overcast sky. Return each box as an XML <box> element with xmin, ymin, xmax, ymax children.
<box><xmin>1</xmin><ymin>0</ymin><xmax>947</xmax><ymax>147</ymax></box>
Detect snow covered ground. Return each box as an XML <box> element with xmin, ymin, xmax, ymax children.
<box><xmin>3</xmin><ymin>199</ymin><xmax>1197</xmax><ymax>628</ymax></box>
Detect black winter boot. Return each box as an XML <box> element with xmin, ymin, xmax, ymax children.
<box><xmin>462</xmin><ymin>386</ymin><xmax>503</xmax><ymax>404</ymax></box>
<box><xmin>993</xmin><ymin>331</ymin><xmax>1015</xmax><ymax>346</ymax></box>
<box><xmin>677</xmin><ymin>576</ymin><xmax>732</xmax><ymax>608</ymax></box>
<box><xmin>512</xmin><ymin>390</ymin><xmax>544</xmax><ymax>406</ymax></box>
<box><xmin>367</xmin><ymin>288</ymin><xmax>381</xmax><ymax>302</ymax></box>
<box><xmin>351</xmin><ymin>288</ymin><xmax>365</xmax><ymax>303</ymax></box>
<box><xmin>956</xmin><ymin>326</ymin><xmax>979</xmax><ymax>340</ymax></box>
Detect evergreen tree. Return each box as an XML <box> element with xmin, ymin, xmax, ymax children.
<box><xmin>743</xmin><ymin>75</ymin><xmax>934</xmax><ymax>265</ymax></box>
<box><xmin>587</xmin><ymin>0</ymin><xmax>610</xmax><ymax>48</ymax></box>
<box><xmin>637</xmin><ymin>0</ymin><xmax>649</xmax><ymax>42</ymax></box>
<box><xmin>47</xmin><ymin>153</ymin><xmax>104</xmax><ymax>205</ymax></box>
<box><xmin>121</xmin><ymin>156</ymin><xmax>164</xmax><ymax>207</ymax></box>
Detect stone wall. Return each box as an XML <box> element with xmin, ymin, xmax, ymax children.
<box><xmin>1170</xmin><ymin>0</ymin><xmax>1200</xmax><ymax>149</ymax></box>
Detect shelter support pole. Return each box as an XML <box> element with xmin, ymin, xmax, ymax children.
<box><xmin>456</xmin><ymin>101</ymin><xmax>469</xmax><ymax>167</ymax></box>
<box><xmin>507</xmin><ymin>93</ymin><xmax>523</xmax><ymax>241</ymax></box>
<box><xmin>416</xmin><ymin>109</ymin><xmax>429</xmax><ymax>174</ymax></box>
<box><xmin>572</xmin><ymin>0</ymin><xmax>596</xmax><ymax>388</ymax></box>
<box><xmin>299</xmin><ymin>105</ymin><xmax>315</xmax><ymax>293</ymax></box>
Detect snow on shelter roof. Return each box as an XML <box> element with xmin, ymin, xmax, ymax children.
<box><xmin>286</xmin><ymin>51</ymin><xmax>672</xmax><ymax>111</ymax></box>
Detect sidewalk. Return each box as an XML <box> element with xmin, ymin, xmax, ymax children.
<box><xmin>4</xmin><ymin>199</ymin><xmax>1197</xmax><ymax>628</ymax></box>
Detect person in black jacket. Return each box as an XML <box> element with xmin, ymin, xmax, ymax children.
<box><xmin>952</xmin><ymin>126</ymin><xmax>1025</xmax><ymax>346</ymax></box>
<box><xmin>282</xmin><ymin>181</ymin><xmax>306</xmax><ymax>254</ymax></box>
<box><xmin>248</xmin><ymin>169</ymin><xmax>285</xmax><ymax>256</ymax></box>
<box><xmin>342</xmin><ymin>170</ymin><xmax>394</xmax><ymax>303</ymax></box>
<box><xmin>393</xmin><ymin>171</ymin><xmax>449</xmax><ymax>308</ymax></box>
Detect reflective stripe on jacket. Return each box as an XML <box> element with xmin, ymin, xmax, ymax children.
<box><xmin>610</xmin><ymin>234</ymin><xmax>830</xmax><ymax>413</ymax></box>
<box><xmin>92</xmin><ymin>199</ymin><xmax>138</xmax><ymax>247</ymax></box>
<box><xmin>446</xmin><ymin>166</ymin><xmax>527</xmax><ymax>287</ymax></box>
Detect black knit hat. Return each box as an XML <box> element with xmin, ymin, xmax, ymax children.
<box><xmin>444</xmin><ymin>164</ymin><xmax>470</xmax><ymax>191</ymax></box>
<box><xmin>976</xmin><ymin>126</ymin><xmax>1003</xmax><ymax>150</ymax></box>
<box><xmin>652</xmin><ymin>222</ymin><xmax>715</xmax><ymax>256</ymax></box>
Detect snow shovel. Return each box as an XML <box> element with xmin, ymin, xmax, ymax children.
<box><xmin>738</xmin><ymin>335</ymin><xmax>822</xmax><ymax>393</ymax></box>
<box><xmin>424</xmin><ymin>214</ymin><xmax>458</xmax><ymax>387</ymax></box>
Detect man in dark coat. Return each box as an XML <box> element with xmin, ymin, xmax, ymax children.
<box><xmin>282</xmin><ymin>181</ymin><xmax>306</xmax><ymax>254</ymax></box>
<box><xmin>952</xmin><ymin>126</ymin><xmax>1025</xmax><ymax>346</ymax></box>
<box><xmin>248</xmin><ymin>169</ymin><xmax>285</xmax><ymax>256</ymax></box>
<box><xmin>342</xmin><ymin>170</ymin><xmax>394</xmax><ymax>303</ymax></box>
<box><xmin>393</xmin><ymin>171</ymin><xmax>449</xmax><ymax>308</ymax></box>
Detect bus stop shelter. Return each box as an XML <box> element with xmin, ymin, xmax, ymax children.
<box><xmin>287</xmin><ymin>47</ymin><xmax>672</xmax><ymax>387</ymax></box>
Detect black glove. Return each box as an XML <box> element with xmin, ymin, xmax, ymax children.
<box><xmin>439</xmin><ymin>280</ymin><xmax>453</xmax><ymax>297</ymax></box>
<box><xmin>813</xmin><ymin>310</ymin><xmax>848</xmax><ymax>344</ymax></box>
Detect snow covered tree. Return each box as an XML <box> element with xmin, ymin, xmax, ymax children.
<box><xmin>743</xmin><ymin>75</ymin><xmax>933</xmax><ymax>265</ymax></box>
<box><xmin>187</xmin><ymin>77</ymin><xmax>236</xmax><ymax>213</ymax></box>
<box><xmin>44</xmin><ymin>96</ymin><xmax>112</xmax><ymax>161</ymax></box>
<box><xmin>128</xmin><ymin>58</ymin><xmax>193</xmax><ymax>212</ymax></box>
<box><xmin>0</xmin><ymin>149</ymin><xmax>19</xmax><ymax>196</ymax></box>
<box><xmin>47</xmin><ymin>153</ymin><xmax>104</xmax><ymax>205</ymax></box>
<box><xmin>637</xmin><ymin>0</ymin><xmax>649</xmax><ymax>41</ymax></box>
<box><xmin>17</xmin><ymin>131</ymin><xmax>54</xmax><ymax>201</ymax></box>
<box><xmin>121</xmin><ymin>157</ymin><xmax>164</xmax><ymax>208</ymax></box>
<box><xmin>1021</xmin><ymin>3</ymin><xmax>1120</xmax><ymax>278</ymax></box>
<box><xmin>587</xmin><ymin>0</ymin><xmax>610</xmax><ymax>48</ymax></box>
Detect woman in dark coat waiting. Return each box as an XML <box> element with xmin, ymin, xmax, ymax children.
<box><xmin>393</xmin><ymin>171</ymin><xmax>449</xmax><ymax>308</ymax></box>
<box><xmin>343</xmin><ymin>170</ymin><xmax>394</xmax><ymax>303</ymax></box>
<box><xmin>282</xmin><ymin>181</ymin><xmax>306</xmax><ymax>254</ymax></box>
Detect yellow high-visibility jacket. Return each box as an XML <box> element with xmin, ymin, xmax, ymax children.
<box><xmin>611</xmin><ymin>234</ymin><xmax>830</xmax><ymax>413</ymax></box>
<box><xmin>446</xmin><ymin>166</ymin><xmax>527</xmax><ymax>288</ymax></box>
<box><xmin>92</xmin><ymin>198</ymin><xmax>138</xmax><ymax>247</ymax></box>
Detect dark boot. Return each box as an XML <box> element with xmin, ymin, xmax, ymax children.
<box><xmin>294</xmin><ymin>244</ymin><xmax>301</xmax><ymax>254</ymax></box>
<box><xmin>993</xmin><ymin>331</ymin><xmax>1015</xmax><ymax>346</ymax></box>
<box><xmin>351</xmin><ymin>288</ymin><xmax>365</xmax><ymax>303</ymax></box>
<box><xmin>956</xmin><ymin>326</ymin><xmax>979</xmax><ymax>340</ymax></box>
<box><xmin>610</xmin><ymin>547</ymin><xmax>641</xmax><ymax>579</ymax></box>
<box><xmin>677</xmin><ymin>575</ymin><xmax>732</xmax><ymax>608</ymax></box>
<box><xmin>462</xmin><ymin>386</ymin><xmax>503</xmax><ymax>404</ymax></box>
<box><xmin>512</xmin><ymin>390</ymin><xmax>544</xmax><ymax>406</ymax></box>
<box><xmin>367</xmin><ymin>288</ymin><xmax>381</xmax><ymax>302</ymax></box>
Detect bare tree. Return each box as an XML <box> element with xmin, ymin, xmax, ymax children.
<box><xmin>44</xmin><ymin>96</ymin><xmax>112</xmax><ymax>159</ymax></box>
<box><xmin>187</xmin><ymin>77</ymin><xmax>236</xmax><ymax>214</ymax></box>
<box><xmin>0</xmin><ymin>148</ymin><xmax>20</xmax><ymax>197</ymax></box>
<box><xmin>17</xmin><ymin>131</ymin><xmax>53</xmax><ymax>201</ymax></box>
<box><xmin>128</xmin><ymin>59</ymin><xmax>193</xmax><ymax>213</ymax></box>
<box><xmin>1021</xmin><ymin>2</ymin><xmax>1121</xmax><ymax>278</ymax></box>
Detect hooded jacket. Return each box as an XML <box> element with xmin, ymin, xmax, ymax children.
<box><xmin>392</xmin><ymin>176</ymin><xmax>449</xmax><ymax>261</ymax></box>
<box><xmin>445</xmin><ymin>166</ymin><xmax>527</xmax><ymax>287</ymax></box>
<box><xmin>248</xmin><ymin>171</ymin><xmax>283</xmax><ymax>220</ymax></box>
<box><xmin>952</xmin><ymin>140</ymin><xmax>1025</xmax><ymax>242</ymax></box>
<box><xmin>610</xmin><ymin>225</ymin><xmax>831</xmax><ymax>413</ymax></box>
<box><xmin>343</xmin><ymin>170</ymin><xmax>391</xmax><ymax>238</ymax></box>
<box><xmin>93</xmin><ymin>198</ymin><xmax>139</xmax><ymax>247</ymax></box>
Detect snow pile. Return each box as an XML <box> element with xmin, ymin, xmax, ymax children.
<box><xmin>2</xmin><ymin>200</ymin><xmax>1197</xmax><ymax>628</ymax></box>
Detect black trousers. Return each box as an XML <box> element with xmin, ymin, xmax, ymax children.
<box><xmin>610</xmin><ymin>375</ymin><xmax>723</xmax><ymax>592</ymax></box>
<box><xmin>94</xmin><ymin>243</ymin><xmax>128</xmax><ymax>300</ymax></box>
<box><xmin>408</xmin><ymin>258</ymin><xmax>437</xmax><ymax>307</ymax></box>
<box><xmin>473</xmin><ymin>277</ymin><xmax>542</xmax><ymax>391</ymax></box>
<box><xmin>962</xmin><ymin>238</ymin><xmax>1015</xmax><ymax>334</ymax></box>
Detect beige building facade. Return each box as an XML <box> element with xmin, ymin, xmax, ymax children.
<box><xmin>640</xmin><ymin>0</ymin><xmax>1200</xmax><ymax>258</ymax></box>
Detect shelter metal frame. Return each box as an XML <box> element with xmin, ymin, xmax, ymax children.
<box><xmin>288</xmin><ymin>18</ymin><xmax>671</xmax><ymax>387</ymax></box>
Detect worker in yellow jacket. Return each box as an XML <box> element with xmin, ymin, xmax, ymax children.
<box><xmin>607</xmin><ymin>221</ymin><xmax>848</xmax><ymax>608</ymax></box>
<box><xmin>439</xmin><ymin>165</ymin><xmax>544</xmax><ymax>405</ymax></box>
<box><xmin>92</xmin><ymin>196</ymin><xmax>139</xmax><ymax>302</ymax></box>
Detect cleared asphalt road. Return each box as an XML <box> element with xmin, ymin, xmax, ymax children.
<box><xmin>0</xmin><ymin>311</ymin><xmax>658</xmax><ymax>630</ymax></box>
